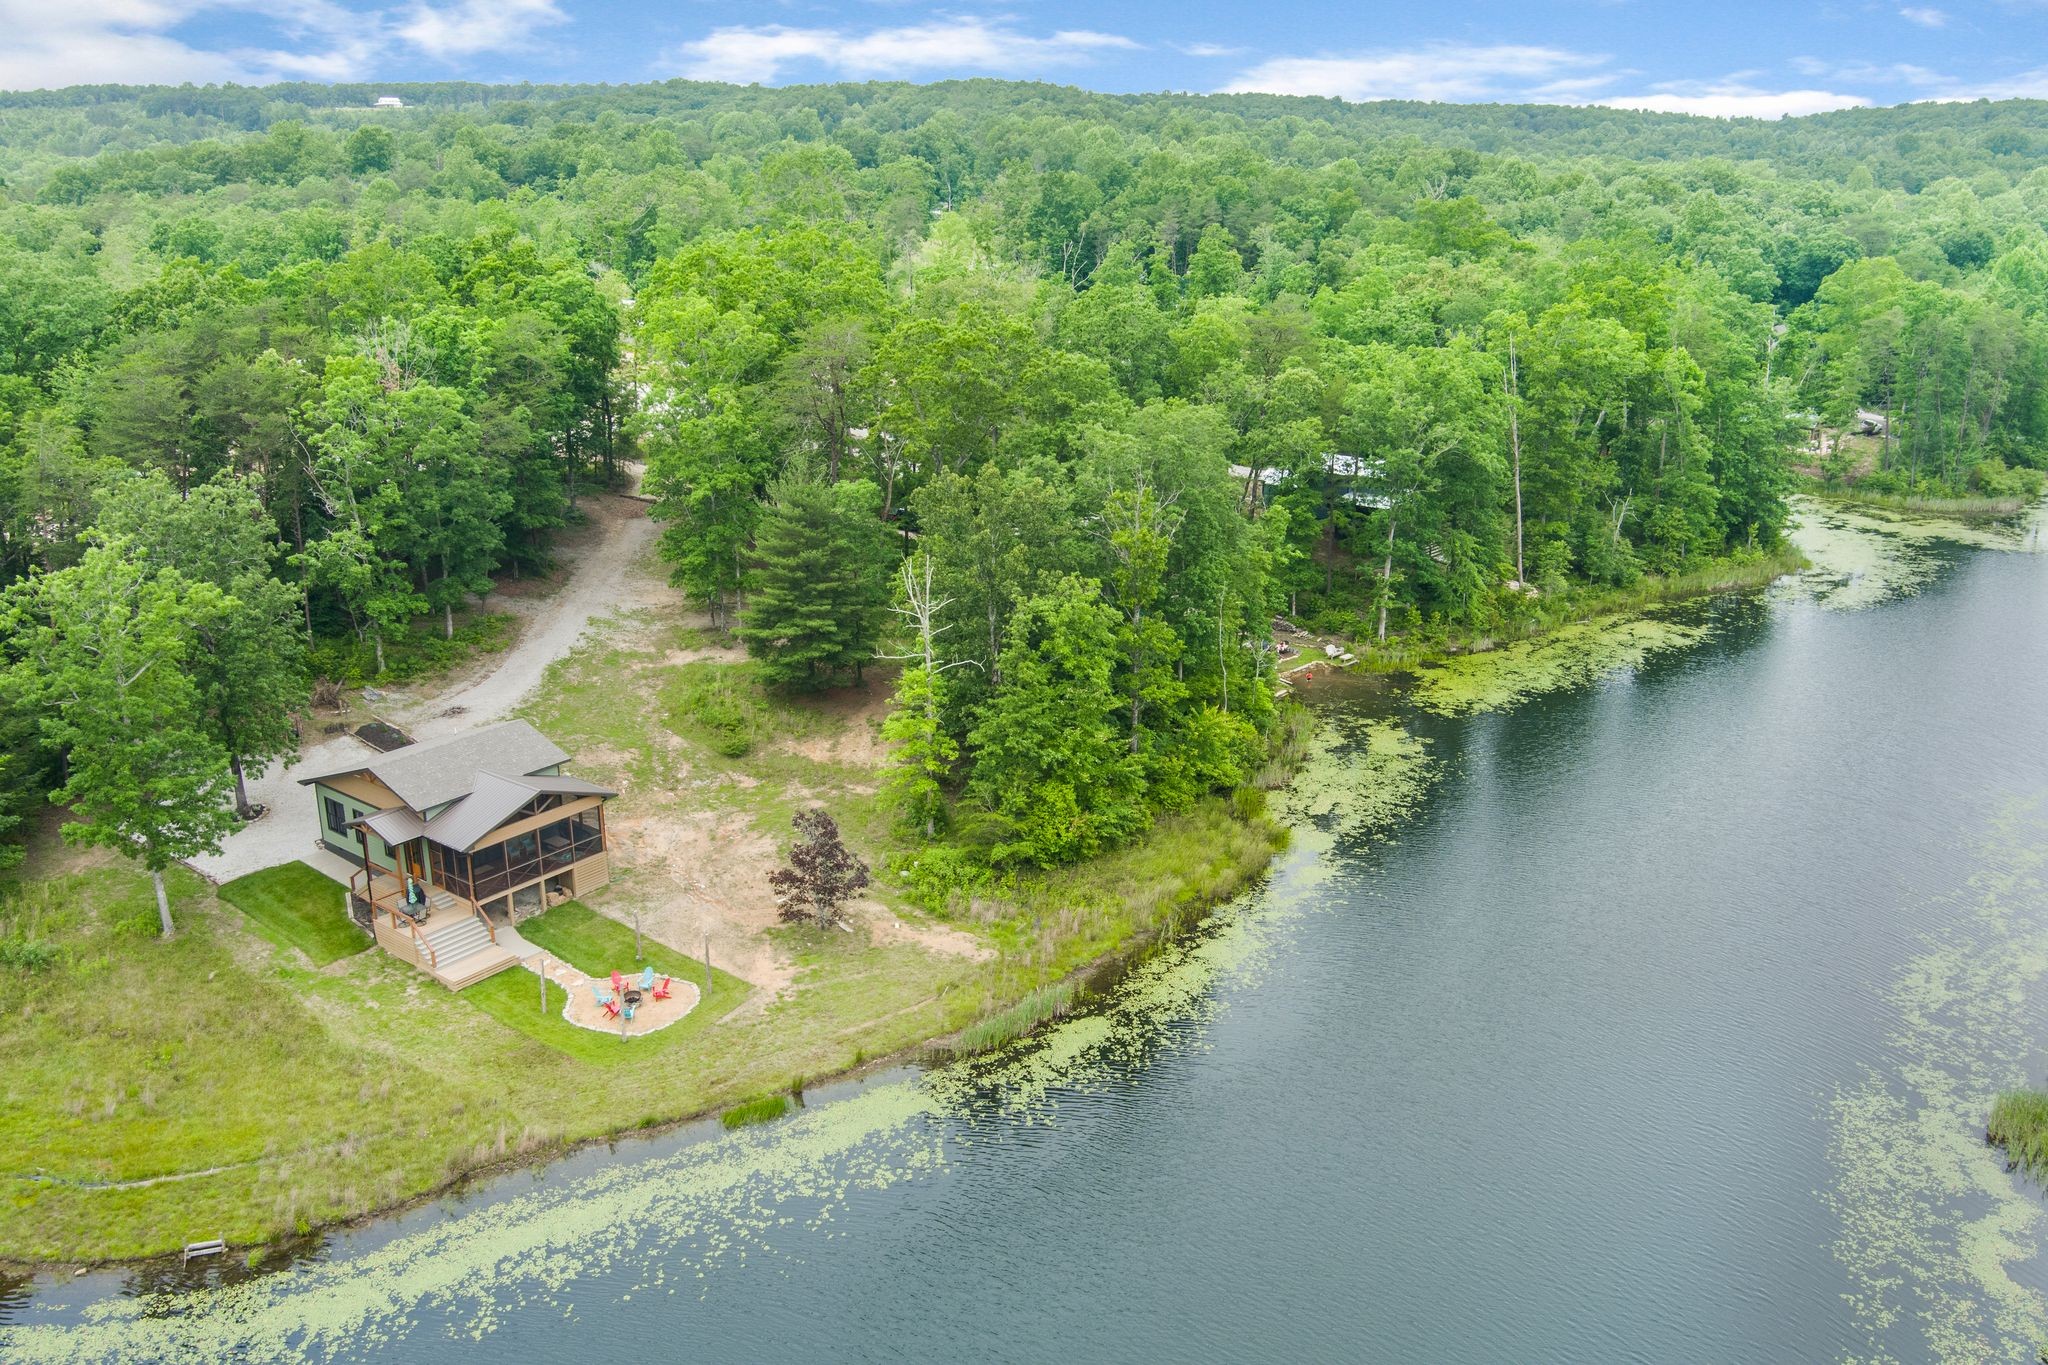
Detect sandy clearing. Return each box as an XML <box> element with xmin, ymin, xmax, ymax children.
<box><xmin>603</xmin><ymin>806</ymin><xmax>795</xmax><ymax>993</ymax></box>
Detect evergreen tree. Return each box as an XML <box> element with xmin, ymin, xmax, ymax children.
<box><xmin>735</xmin><ymin>475</ymin><xmax>891</xmax><ymax>689</ymax></box>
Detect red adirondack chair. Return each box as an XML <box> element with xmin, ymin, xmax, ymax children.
<box><xmin>652</xmin><ymin>976</ymin><xmax>672</xmax><ymax>1000</ymax></box>
<box><xmin>609</xmin><ymin>970</ymin><xmax>625</xmax><ymax>997</ymax></box>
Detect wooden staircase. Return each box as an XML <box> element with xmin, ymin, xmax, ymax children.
<box><xmin>419</xmin><ymin>894</ymin><xmax>518</xmax><ymax>989</ymax></box>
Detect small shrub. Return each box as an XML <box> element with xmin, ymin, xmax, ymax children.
<box><xmin>721</xmin><ymin>1094</ymin><xmax>791</xmax><ymax>1129</ymax></box>
<box><xmin>1229</xmin><ymin>785</ymin><xmax>1268</xmax><ymax>823</ymax></box>
<box><xmin>0</xmin><ymin>937</ymin><xmax>58</xmax><ymax>971</ymax></box>
<box><xmin>663</xmin><ymin>664</ymin><xmax>766</xmax><ymax>757</ymax></box>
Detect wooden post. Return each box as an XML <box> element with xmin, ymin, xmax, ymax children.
<box><xmin>355</xmin><ymin>824</ymin><xmax>377</xmax><ymax>922</ymax></box>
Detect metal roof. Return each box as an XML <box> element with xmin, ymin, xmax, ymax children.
<box><xmin>297</xmin><ymin>719</ymin><xmax>570</xmax><ymax>811</ymax></box>
<box><xmin>424</xmin><ymin>770</ymin><xmax>618</xmax><ymax>853</ymax></box>
<box><xmin>359</xmin><ymin>807</ymin><xmax>426</xmax><ymax>844</ymax></box>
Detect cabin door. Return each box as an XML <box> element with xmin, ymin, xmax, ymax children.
<box><xmin>404</xmin><ymin>841</ymin><xmax>427</xmax><ymax>886</ymax></box>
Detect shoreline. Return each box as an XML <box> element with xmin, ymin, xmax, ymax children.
<box><xmin>1795</xmin><ymin>482</ymin><xmax>2035</xmax><ymax>522</ymax></box>
<box><xmin>0</xmin><ymin>803</ymin><xmax>1291</xmax><ymax>1278</ymax></box>
<box><xmin>0</xmin><ymin>547</ymin><xmax>1807</xmax><ymax>1277</ymax></box>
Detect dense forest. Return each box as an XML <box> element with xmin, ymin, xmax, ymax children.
<box><xmin>3</xmin><ymin>79</ymin><xmax>2046</xmax><ymax>884</ymax></box>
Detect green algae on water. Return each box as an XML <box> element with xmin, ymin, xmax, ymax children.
<box><xmin>1823</xmin><ymin>799</ymin><xmax>2048</xmax><ymax>1363</ymax></box>
<box><xmin>0</xmin><ymin>832</ymin><xmax>1337</xmax><ymax>1364</ymax></box>
<box><xmin>1783</xmin><ymin>495</ymin><xmax>2046</xmax><ymax>613</ymax></box>
<box><xmin>1407</xmin><ymin>615</ymin><xmax>1710</xmax><ymax>718</ymax></box>
<box><xmin>1279</xmin><ymin>714</ymin><xmax>1437</xmax><ymax>843</ymax></box>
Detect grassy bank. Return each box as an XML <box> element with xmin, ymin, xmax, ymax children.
<box><xmin>0</xmin><ymin>795</ymin><xmax>1285</xmax><ymax>1265</ymax></box>
<box><xmin>1799</xmin><ymin>483</ymin><xmax>2034</xmax><ymax>522</ymax></box>
<box><xmin>1350</xmin><ymin>543</ymin><xmax>1806</xmax><ymax>674</ymax></box>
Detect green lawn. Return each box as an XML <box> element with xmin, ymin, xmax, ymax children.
<box><xmin>218</xmin><ymin>862</ymin><xmax>370</xmax><ymax>966</ymax></box>
<box><xmin>461</xmin><ymin>902</ymin><xmax>754</xmax><ymax>1063</ymax></box>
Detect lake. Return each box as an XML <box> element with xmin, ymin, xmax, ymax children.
<box><xmin>8</xmin><ymin>499</ymin><xmax>2048</xmax><ymax>1363</ymax></box>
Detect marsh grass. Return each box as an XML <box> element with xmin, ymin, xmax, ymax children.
<box><xmin>1353</xmin><ymin>545</ymin><xmax>1806</xmax><ymax>675</ymax></box>
<box><xmin>719</xmin><ymin>1094</ymin><xmax>791</xmax><ymax>1129</ymax></box>
<box><xmin>1812</xmin><ymin>487</ymin><xmax>2032</xmax><ymax>521</ymax></box>
<box><xmin>952</xmin><ymin>979</ymin><xmax>1081</xmax><ymax>1056</ymax></box>
<box><xmin>1989</xmin><ymin>1090</ymin><xmax>2048</xmax><ymax>1176</ymax></box>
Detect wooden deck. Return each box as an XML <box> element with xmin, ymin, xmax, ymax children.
<box><xmin>355</xmin><ymin>871</ymin><xmax>519</xmax><ymax>990</ymax></box>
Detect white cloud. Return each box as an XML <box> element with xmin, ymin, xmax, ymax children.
<box><xmin>1915</xmin><ymin>67</ymin><xmax>2048</xmax><ymax>99</ymax></box>
<box><xmin>1175</xmin><ymin>42</ymin><xmax>1244</xmax><ymax>59</ymax></box>
<box><xmin>0</xmin><ymin>0</ymin><xmax>560</xmax><ymax>90</ymax></box>
<box><xmin>1899</xmin><ymin>6</ymin><xmax>1949</xmax><ymax>26</ymax></box>
<box><xmin>1792</xmin><ymin>54</ymin><xmax>2048</xmax><ymax>102</ymax></box>
<box><xmin>397</xmin><ymin>0</ymin><xmax>565</xmax><ymax>61</ymax></box>
<box><xmin>668</xmin><ymin>18</ymin><xmax>1138</xmax><ymax>85</ymax></box>
<box><xmin>1597</xmin><ymin>83</ymin><xmax>1872</xmax><ymax>118</ymax></box>
<box><xmin>1220</xmin><ymin>42</ymin><xmax>1603</xmax><ymax>102</ymax></box>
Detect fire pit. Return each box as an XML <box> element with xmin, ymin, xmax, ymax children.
<box><xmin>623</xmin><ymin>989</ymin><xmax>644</xmax><ymax>1007</ymax></box>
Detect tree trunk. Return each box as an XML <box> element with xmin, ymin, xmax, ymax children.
<box><xmin>444</xmin><ymin>601</ymin><xmax>455</xmax><ymax>640</ymax></box>
<box><xmin>1377</xmin><ymin>518</ymin><xmax>1396</xmax><ymax>644</ymax></box>
<box><xmin>1506</xmin><ymin>336</ymin><xmax>1525</xmax><ymax>585</ymax></box>
<box><xmin>373</xmin><ymin>632</ymin><xmax>387</xmax><ymax>675</ymax></box>
<box><xmin>231</xmin><ymin>754</ymin><xmax>251</xmax><ymax>819</ymax></box>
<box><xmin>151</xmin><ymin>868</ymin><xmax>174</xmax><ymax>937</ymax></box>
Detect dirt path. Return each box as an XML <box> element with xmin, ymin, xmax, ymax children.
<box><xmin>385</xmin><ymin>486</ymin><xmax>674</xmax><ymax>742</ymax></box>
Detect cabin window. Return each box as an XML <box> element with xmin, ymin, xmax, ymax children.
<box><xmin>324</xmin><ymin>796</ymin><xmax>347</xmax><ymax>835</ymax></box>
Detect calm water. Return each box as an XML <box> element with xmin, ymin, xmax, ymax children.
<box><xmin>10</xmin><ymin>505</ymin><xmax>2048</xmax><ymax>1363</ymax></box>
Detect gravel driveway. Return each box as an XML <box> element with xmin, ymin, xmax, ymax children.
<box><xmin>190</xmin><ymin>489</ymin><xmax>665</xmax><ymax>887</ymax></box>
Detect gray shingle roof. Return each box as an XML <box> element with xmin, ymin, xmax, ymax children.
<box><xmin>298</xmin><ymin>719</ymin><xmax>570</xmax><ymax>811</ymax></box>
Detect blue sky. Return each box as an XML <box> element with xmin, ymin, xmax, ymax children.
<box><xmin>5</xmin><ymin>1</ymin><xmax>2047</xmax><ymax>117</ymax></box>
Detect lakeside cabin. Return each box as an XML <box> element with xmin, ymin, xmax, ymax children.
<box><xmin>299</xmin><ymin>720</ymin><xmax>615</xmax><ymax>988</ymax></box>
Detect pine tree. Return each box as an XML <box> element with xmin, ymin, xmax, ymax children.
<box><xmin>735</xmin><ymin>475</ymin><xmax>891</xmax><ymax>689</ymax></box>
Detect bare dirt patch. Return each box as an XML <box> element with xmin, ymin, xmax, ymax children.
<box><xmin>854</xmin><ymin>899</ymin><xmax>995</xmax><ymax>962</ymax></box>
<box><xmin>603</xmin><ymin>806</ymin><xmax>796</xmax><ymax>994</ymax></box>
<box><xmin>776</xmin><ymin>676</ymin><xmax>895</xmax><ymax>769</ymax></box>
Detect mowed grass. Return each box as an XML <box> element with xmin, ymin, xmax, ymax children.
<box><xmin>461</xmin><ymin>902</ymin><xmax>753</xmax><ymax>1064</ymax></box>
<box><xmin>218</xmin><ymin>862</ymin><xmax>370</xmax><ymax>966</ymax></box>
